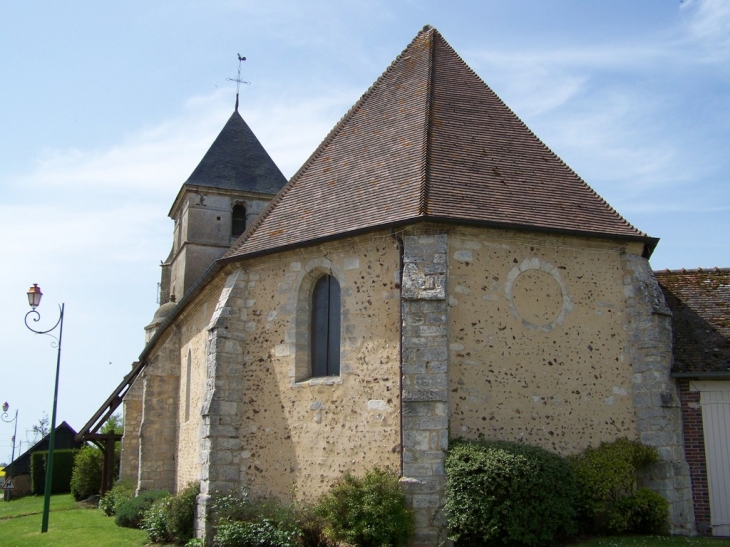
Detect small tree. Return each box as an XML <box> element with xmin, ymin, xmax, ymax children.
<box><xmin>29</xmin><ymin>412</ymin><xmax>50</xmax><ymax>443</ymax></box>
<box><xmin>70</xmin><ymin>445</ymin><xmax>103</xmax><ymax>500</ymax></box>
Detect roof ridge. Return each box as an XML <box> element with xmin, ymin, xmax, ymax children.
<box><xmin>419</xmin><ymin>26</ymin><xmax>436</xmax><ymax>216</ymax></box>
<box><xmin>224</xmin><ymin>28</ymin><xmax>434</xmax><ymax>259</ymax></box>
<box><xmin>656</xmin><ymin>267</ymin><xmax>730</xmax><ymax>275</ymax></box>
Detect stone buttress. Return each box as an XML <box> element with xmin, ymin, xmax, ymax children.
<box><xmin>197</xmin><ymin>268</ymin><xmax>248</xmax><ymax>540</ymax></box>
<box><xmin>399</xmin><ymin>233</ymin><xmax>450</xmax><ymax>546</ymax></box>
<box><xmin>137</xmin><ymin>332</ymin><xmax>181</xmax><ymax>492</ymax></box>
<box><xmin>622</xmin><ymin>252</ymin><xmax>695</xmax><ymax>534</ymax></box>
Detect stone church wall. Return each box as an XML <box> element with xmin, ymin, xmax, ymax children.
<box><xmin>447</xmin><ymin>227</ymin><xmax>638</xmax><ymax>453</ymax></box>
<box><xmin>174</xmin><ymin>284</ymin><xmax>223</xmax><ymax>491</ymax></box>
<box><xmin>229</xmin><ymin>231</ymin><xmax>403</xmax><ymax>502</ymax></box>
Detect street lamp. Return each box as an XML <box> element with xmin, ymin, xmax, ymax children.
<box><xmin>23</xmin><ymin>284</ymin><xmax>64</xmax><ymax>534</ymax></box>
<box><xmin>1</xmin><ymin>402</ymin><xmax>18</xmax><ymax>502</ymax></box>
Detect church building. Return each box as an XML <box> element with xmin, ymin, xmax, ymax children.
<box><xmin>81</xmin><ymin>27</ymin><xmax>698</xmax><ymax>543</ymax></box>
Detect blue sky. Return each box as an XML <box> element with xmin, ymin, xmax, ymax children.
<box><xmin>0</xmin><ymin>0</ymin><xmax>727</xmax><ymax>461</ymax></box>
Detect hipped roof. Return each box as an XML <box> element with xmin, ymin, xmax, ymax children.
<box><xmin>657</xmin><ymin>268</ymin><xmax>730</xmax><ymax>375</ymax></box>
<box><xmin>170</xmin><ymin>110</ymin><xmax>287</xmax><ymax>216</ymax></box>
<box><xmin>225</xmin><ymin>26</ymin><xmax>654</xmax><ymax>261</ymax></box>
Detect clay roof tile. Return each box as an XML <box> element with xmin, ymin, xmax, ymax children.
<box><xmin>224</xmin><ymin>27</ymin><xmax>654</xmax><ymax>261</ymax></box>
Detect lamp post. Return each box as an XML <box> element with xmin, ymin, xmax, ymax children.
<box><xmin>1</xmin><ymin>402</ymin><xmax>18</xmax><ymax>502</ymax></box>
<box><xmin>23</xmin><ymin>284</ymin><xmax>64</xmax><ymax>533</ymax></box>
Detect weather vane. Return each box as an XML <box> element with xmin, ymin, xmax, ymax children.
<box><xmin>228</xmin><ymin>54</ymin><xmax>250</xmax><ymax>111</ymax></box>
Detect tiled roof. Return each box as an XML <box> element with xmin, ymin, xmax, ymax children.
<box><xmin>183</xmin><ymin>110</ymin><xmax>287</xmax><ymax>195</ymax></box>
<box><xmin>224</xmin><ymin>27</ymin><xmax>653</xmax><ymax>260</ymax></box>
<box><xmin>656</xmin><ymin>268</ymin><xmax>730</xmax><ymax>375</ymax></box>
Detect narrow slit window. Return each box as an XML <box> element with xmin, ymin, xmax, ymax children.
<box><xmin>231</xmin><ymin>204</ymin><xmax>247</xmax><ymax>237</ymax></box>
<box><xmin>311</xmin><ymin>275</ymin><xmax>341</xmax><ymax>377</ymax></box>
<box><xmin>185</xmin><ymin>349</ymin><xmax>192</xmax><ymax>422</ymax></box>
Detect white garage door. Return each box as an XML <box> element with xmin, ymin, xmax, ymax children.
<box><xmin>695</xmin><ymin>381</ymin><xmax>730</xmax><ymax>537</ymax></box>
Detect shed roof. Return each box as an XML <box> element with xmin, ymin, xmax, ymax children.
<box><xmin>656</xmin><ymin>268</ymin><xmax>730</xmax><ymax>375</ymax></box>
<box><xmin>225</xmin><ymin>26</ymin><xmax>654</xmax><ymax>261</ymax></box>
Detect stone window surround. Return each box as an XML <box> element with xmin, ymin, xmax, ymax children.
<box><xmin>291</xmin><ymin>258</ymin><xmax>347</xmax><ymax>385</ymax></box>
<box><xmin>231</xmin><ymin>200</ymin><xmax>249</xmax><ymax>239</ymax></box>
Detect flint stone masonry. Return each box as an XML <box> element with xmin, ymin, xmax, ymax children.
<box><xmin>621</xmin><ymin>253</ymin><xmax>695</xmax><ymax>535</ymax></box>
<box><xmin>120</xmin><ymin>372</ymin><xmax>143</xmax><ymax>482</ymax></box>
<box><xmin>400</xmin><ymin>234</ymin><xmax>449</xmax><ymax>547</ymax></box>
<box><xmin>137</xmin><ymin>334</ymin><xmax>181</xmax><ymax>493</ymax></box>
<box><xmin>196</xmin><ymin>269</ymin><xmax>248</xmax><ymax>541</ymax></box>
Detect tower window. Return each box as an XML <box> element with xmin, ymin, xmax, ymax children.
<box><xmin>231</xmin><ymin>204</ymin><xmax>247</xmax><ymax>237</ymax></box>
<box><xmin>311</xmin><ymin>275</ymin><xmax>341</xmax><ymax>377</ymax></box>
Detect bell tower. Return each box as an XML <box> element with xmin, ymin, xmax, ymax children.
<box><xmin>145</xmin><ymin>109</ymin><xmax>287</xmax><ymax>342</ymax></box>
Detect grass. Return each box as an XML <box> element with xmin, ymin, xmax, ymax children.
<box><xmin>572</xmin><ymin>537</ymin><xmax>729</xmax><ymax>546</ymax></box>
<box><xmin>1</xmin><ymin>494</ymin><xmax>728</xmax><ymax>546</ymax></box>
<box><xmin>0</xmin><ymin>494</ymin><xmax>149</xmax><ymax>547</ymax></box>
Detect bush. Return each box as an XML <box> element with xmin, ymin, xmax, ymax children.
<box><xmin>168</xmin><ymin>483</ymin><xmax>200</xmax><ymax>543</ymax></box>
<box><xmin>138</xmin><ymin>483</ymin><xmax>199</xmax><ymax>543</ymax></box>
<box><xmin>115</xmin><ymin>489</ymin><xmax>170</xmax><ymax>529</ymax></box>
<box><xmin>569</xmin><ymin>437</ymin><xmax>665</xmax><ymax>534</ymax></box>
<box><xmin>99</xmin><ymin>480</ymin><xmax>136</xmax><ymax>516</ymax></box>
<box><xmin>316</xmin><ymin>467</ymin><xmax>413</xmax><ymax>547</ymax></box>
<box><xmin>210</xmin><ymin>490</ymin><xmax>330</xmax><ymax>547</ymax></box>
<box><xmin>610</xmin><ymin>487</ymin><xmax>669</xmax><ymax>535</ymax></box>
<box><xmin>445</xmin><ymin>439</ymin><xmax>578</xmax><ymax>547</ymax></box>
<box><xmin>70</xmin><ymin>446</ymin><xmax>103</xmax><ymax>500</ymax></box>
<box><xmin>142</xmin><ymin>497</ymin><xmax>174</xmax><ymax>543</ymax></box>
<box><xmin>215</xmin><ymin>519</ymin><xmax>302</xmax><ymax>547</ymax></box>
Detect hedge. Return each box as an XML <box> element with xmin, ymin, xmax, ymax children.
<box><xmin>31</xmin><ymin>449</ymin><xmax>79</xmax><ymax>495</ymax></box>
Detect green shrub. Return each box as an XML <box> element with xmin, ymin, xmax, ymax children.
<box><xmin>445</xmin><ymin>439</ymin><xmax>578</xmax><ymax>547</ymax></box>
<box><xmin>609</xmin><ymin>487</ymin><xmax>669</xmax><ymax>535</ymax></box>
<box><xmin>569</xmin><ymin>438</ymin><xmax>664</xmax><ymax>534</ymax></box>
<box><xmin>316</xmin><ymin>467</ymin><xmax>413</xmax><ymax>547</ymax></box>
<box><xmin>168</xmin><ymin>482</ymin><xmax>200</xmax><ymax>543</ymax></box>
<box><xmin>215</xmin><ymin>519</ymin><xmax>302</xmax><ymax>547</ymax></box>
<box><xmin>115</xmin><ymin>489</ymin><xmax>170</xmax><ymax>529</ymax></box>
<box><xmin>142</xmin><ymin>497</ymin><xmax>174</xmax><ymax>543</ymax></box>
<box><xmin>295</xmin><ymin>505</ymin><xmax>330</xmax><ymax>547</ymax></box>
<box><xmin>30</xmin><ymin>449</ymin><xmax>80</xmax><ymax>495</ymax></box>
<box><xmin>70</xmin><ymin>446</ymin><xmax>104</xmax><ymax>500</ymax></box>
<box><xmin>99</xmin><ymin>480</ymin><xmax>136</xmax><ymax>516</ymax></box>
<box><xmin>210</xmin><ymin>490</ymin><xmax>329</xmax><ymax>547</ymax></box>
<box><xmin>137</xmin><ymin>483</ymin><xmax>199</xmax><ymax>543</ymax></box>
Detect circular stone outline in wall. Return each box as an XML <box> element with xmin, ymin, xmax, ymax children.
<box><xmin>504</xmin><ymin>258</ymin><xmax>573</xmax><ymax>332</ymax></box>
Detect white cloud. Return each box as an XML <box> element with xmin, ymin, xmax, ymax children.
<box><xmin>680</xmin><ymin>0</ymin><xmax>730</xmax><ymax>55</ymax></box>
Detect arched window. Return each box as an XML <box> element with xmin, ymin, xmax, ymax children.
<box><xmin>311</xmin><ymin>275</ymin><xmax>341</xmax><ymax>377</ymax></box>
<box><xmin>231</xmin><ymin>204</ymin><xmax>247</xmax><ymax>238</ymax></box>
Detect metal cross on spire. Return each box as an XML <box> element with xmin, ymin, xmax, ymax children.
<box><xmin>228</xmin><ymin>54</ymin><xmax>250</xmax><ymax>111</ymax></box>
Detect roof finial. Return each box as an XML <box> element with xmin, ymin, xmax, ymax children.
<box><xmin>227</xmin><ymin>54</ymin><xmax>250</xmax><ymax>112</ymax></box>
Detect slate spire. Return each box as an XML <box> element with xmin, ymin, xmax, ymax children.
<box><xmin>181</xmin><ymin>110</ymin><xmax>287</xmax><ymax>197</ymax></box>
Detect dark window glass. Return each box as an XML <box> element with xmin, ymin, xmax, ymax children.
<box><xmin>311</xmin><ymin>275</ymin><xmax>341</xmax><ymax>377</ymax></box>
<box><xmin>232</xmin><ymin>204</ymin><xmax>247</xmax><ymax>237</ymax></box>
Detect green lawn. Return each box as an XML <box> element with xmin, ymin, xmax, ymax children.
<box><xmin>1</xmin><ymin>494</ymin><xmax>728</xmax><ymax>546</ymax></box>
<box><xmin>571</xmin><ymin>537</ymin><xmax>729</xmax><ymax>546</ymax></box>
<box><xmin>0</xmin><ymin>494</ymin><xmax>149</xmax><ymax>547</ymax></box>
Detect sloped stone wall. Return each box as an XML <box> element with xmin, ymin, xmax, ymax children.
<box><xmin>137</xmin><ymin>332</ymin><xmax>181</xmax><ymax>493</ymax></box>
<box><xmin>120</xmin><ymin>373</ymin><xmax>143</xmax><ymax>482</ymax></box>
<box><xmin>621</xmin><ymin>253</ymin><xmax>695</xmax><ymax>534</ymax></box>
<box><xmin>196</xmin><ymin>269</ymin><xmax>248</xmax><ymax>540</ymax></box>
